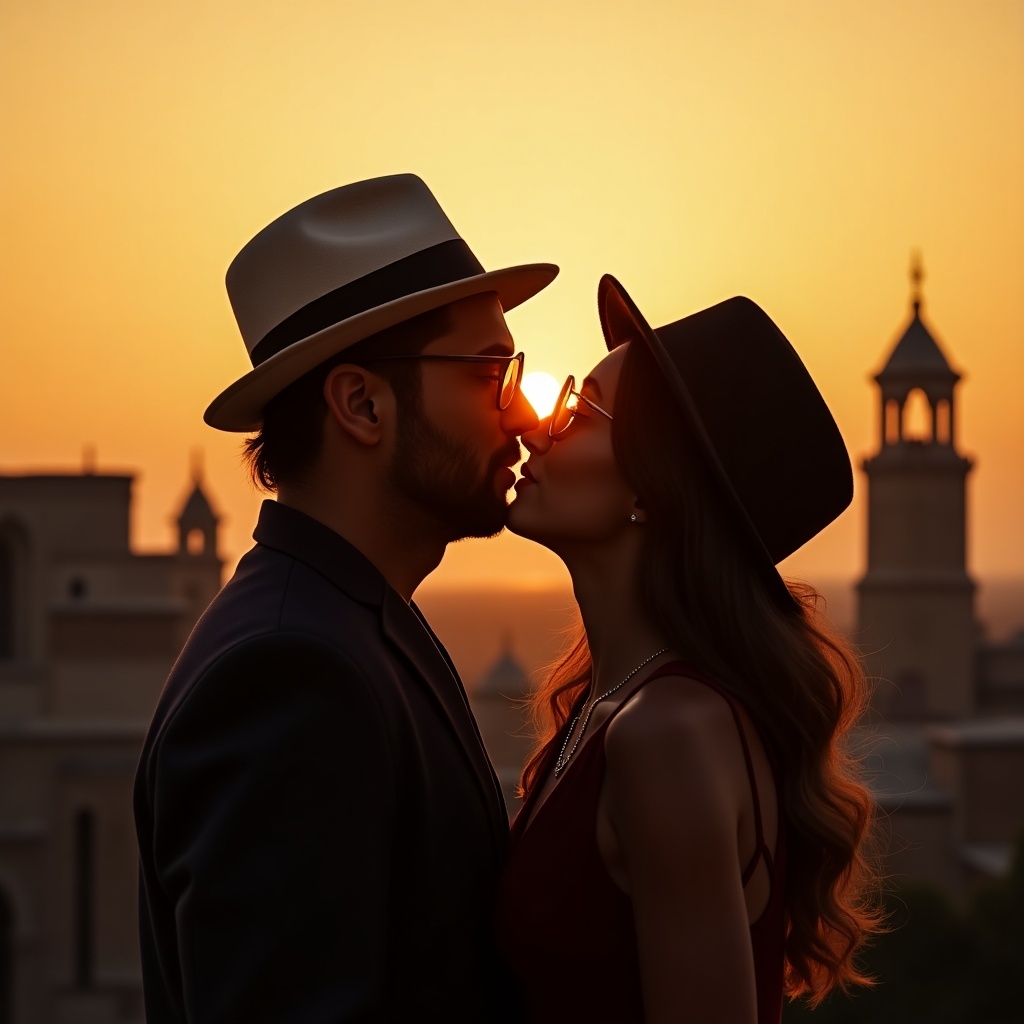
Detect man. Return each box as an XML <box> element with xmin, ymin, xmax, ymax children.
<box><xmin>133</xmin><ymin>174</ymin><xmax>557</xmax><ymax>1022</ymax></box>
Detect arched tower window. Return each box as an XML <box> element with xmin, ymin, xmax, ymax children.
<box><xmin>74</xmin><ymin>810</ymin><xmax>95</xmax><ymax>990</ymax></box>
<box><xmin>0</xmin><ymin>888</ymin><xmax>11</xmax><ymax>1024</ymax></box>
<box><xmin>176</xmin><ymin>477</ymin><xmax>219</xmax><ymax>561</ymax></box>
<box><xmin>185</xmin><ymin>529</ymin><xmax>206</xmax><ymax>556</ymax></box>
<box><xmin>902</xmin><ymin>388</ymin><xmax>933</xmax><ymax>443</ymax></box>
<box><xmin>935</xmin><ymin>399</ymin><xmax>951</xmax><ymax>445</ymax></box>
<box><xmin>884</xmin><ymin>398</ymin><xmax>901</xmax><ymax>445</ymax></box>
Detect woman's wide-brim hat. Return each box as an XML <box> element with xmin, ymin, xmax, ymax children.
<box><xmin>205</xmin><ymin>174</ymin><xmax>559</xmax><ymax>431</ymax></box>
<box><xmin>597</xmin><ymin>275</ymin><xmax>853</xmax><ymax>606</ymax></box>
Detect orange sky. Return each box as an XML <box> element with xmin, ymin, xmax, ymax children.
<box><xmin>1</xmin><ymin>0</ymin><xmax>1022</xmax><ymax>591</ymax></box>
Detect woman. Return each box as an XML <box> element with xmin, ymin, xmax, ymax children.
<box><xmin>494</xmin><ymin>276</ymin><xmax>882</xmax><ymax>1024</ymax></box>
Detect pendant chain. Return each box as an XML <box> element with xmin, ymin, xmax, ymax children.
<box><xmin>553</xmin><ymin>648</ymin><xmax>669</xmax><ymax>777</ymax></box>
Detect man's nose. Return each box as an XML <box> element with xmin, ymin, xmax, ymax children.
<box><xmin>500</xmin><ymin>385</ymin><xmax>540</xmax><ymax>437</ymax></box>
<box><xmin>521</xmin><ymin>419</ymin><xmax>553</xmax><ymax>456</ymax></box>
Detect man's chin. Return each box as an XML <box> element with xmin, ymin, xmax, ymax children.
<box><xmin>442</xmin><ymin>494</ymin><xmax>510</xmax><ymax>543</ymax></box>
<box><xmin>453</xmin><ymin>523</ymin><xmax>507</xmax><ymax>542</ymax></box>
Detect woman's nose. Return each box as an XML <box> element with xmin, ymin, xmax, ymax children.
<box><xmin>521</xmin><ymin>419</ymin><xmax>553</xmax><ymax>455</ymax></box>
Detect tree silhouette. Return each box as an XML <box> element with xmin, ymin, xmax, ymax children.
<box><xmin>784</xmin><ymin>830</ymin><xmax>1024</xmax><ymax>1024</ymax></box>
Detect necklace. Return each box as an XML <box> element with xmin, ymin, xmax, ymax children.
<box><xmin>553</xmin><ymin>648</ymin><xmax>669</xmax><ymax>777</ymax></box>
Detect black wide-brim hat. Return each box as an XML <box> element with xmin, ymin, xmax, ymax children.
<box><xmin>597</xmin><ymin>275</ymin><xmax>853</xmax><ymax>606</ymax></box>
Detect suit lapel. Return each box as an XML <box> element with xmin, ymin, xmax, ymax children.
<box><xmin>253</xmin><ymin>500</ymin><xmax>509</xmax><ymax>853</ymax></box>
<box><xmin>410</xmin><ymin>601</ymin><xmax>509</xmax><ymax>823</ymax></box>
<box><xmin>381</xmin><ymin>590</ymin><xmax>508</xmax><ymax>852</ymax></box>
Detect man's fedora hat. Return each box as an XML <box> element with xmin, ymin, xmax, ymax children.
<box><xmin>597</xmin><ymin>274</ymin><xmax>853</xmax><ymax>605</ymax></box>
<box><xmin>205</xmin><ymin>174</ymin><xmax>559</xmax><ymax>431</ymax></box>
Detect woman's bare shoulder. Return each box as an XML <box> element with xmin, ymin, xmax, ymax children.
<box><xmin>601</xmin><ymin>673</ymin><xmax>750</xmax><ymax>874</ymax></box>
<box><xmin>604</xmin><ymin>672</ymin><xmax>743</xmax><ymax>769</ymax></box>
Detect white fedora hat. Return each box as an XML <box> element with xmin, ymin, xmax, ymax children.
<box><xmin>205</xmin><ymin>173</ymin><xmax>559</xmax><ymax>431</ymax></box>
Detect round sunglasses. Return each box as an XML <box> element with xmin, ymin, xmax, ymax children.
<box><xmin>370</xmin><ymin>352</ymin><xmax>524</xmax><ymax>410</ymax></box>
<box><xmin>549</xmin><ymin>375</ymin><xmax>614</xmax><ymax>438</ymax></box>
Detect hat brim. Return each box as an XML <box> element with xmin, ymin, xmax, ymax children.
<box><xmin>205</xmin><ymin>262</ymin><xmax>558</xmax><ymax>432</ymax></box>
<box><xmin>596</xmin><ymin>274</ymin><xmax>797</xmax><ymax>608</ymax></box>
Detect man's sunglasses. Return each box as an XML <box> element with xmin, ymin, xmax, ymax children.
<box><xmin>369</xmin><ymin>352</ymin><xmax>524</xmax><ymax>410</ymax></box>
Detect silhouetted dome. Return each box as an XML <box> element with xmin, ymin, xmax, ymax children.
<box><xmin>177</xmin><ymin>480</ymin><xmax>218</xmax><ymax>526</ymax></box>
<box><xmin>478</xmin><ymin>642</ymin><xmax>531</xmax><ymax>700</ymax></box>
<box><xmin>876</xmin><ymin>305</ymin><xmax>959</xmax><ymax>384</ymax></box>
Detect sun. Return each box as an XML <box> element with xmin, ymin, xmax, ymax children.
<box><xmin>520</xmin><ymin>372</ymin><xmax>562</xmax><ymax>418</ymax></box>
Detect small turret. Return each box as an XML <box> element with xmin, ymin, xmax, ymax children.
<box><xmin>176</xmin><ymin>454</ymin><xmax>219</xmax><ymax>559</ymax></box>
<box><xmin>874</xmin><ymin>254</ymin><xmax>961</xmax><ymax>448</ymax></box>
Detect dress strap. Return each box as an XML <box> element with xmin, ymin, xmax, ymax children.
<box><xmin>612</xmin><ymin>660</ymin><xmax>774</xmax><ymax>884</ymax></box>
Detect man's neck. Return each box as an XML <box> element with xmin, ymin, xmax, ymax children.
<box><xmin>275</xmin><ymin>483</ymin><xmax>447</xmax><ymax>602</ymax></box>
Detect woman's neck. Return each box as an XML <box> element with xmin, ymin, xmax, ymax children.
<box><xmin>565</xmin><ymin>549</ymin><xmax>672</xmax><ymax>700</ymax></box>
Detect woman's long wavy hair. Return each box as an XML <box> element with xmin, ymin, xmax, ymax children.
<box><xmin>519</xmin><ymin>338</ymin><xmax>884</xmax><ymax>1005</ymax></box>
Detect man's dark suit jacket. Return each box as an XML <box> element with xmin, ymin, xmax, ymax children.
<box><xmin>134</xmin><ymin>500</ymin><xmax>516</xmax><ymax>1023</ymax></box>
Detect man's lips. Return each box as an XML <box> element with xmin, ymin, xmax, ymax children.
<box><xmin>495</xmin><ymin>444</ymin><xmax>521</xmax><ymax>471</ymax></box>
<box><xmin>520</xmin><ymin>462</ymin><xmax>537</xmax><ymax>483</ymax></box>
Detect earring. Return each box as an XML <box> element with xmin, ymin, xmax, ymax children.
<box><xmin>630</xmin><ymin>514</ymin><xmax>638</xmax><ymax>523</ymax></box>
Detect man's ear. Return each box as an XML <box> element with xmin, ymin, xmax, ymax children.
<box><xmin>323</xmin><ymin>364</ymin><xmax>394</xmax><ymax>446</ymax></box>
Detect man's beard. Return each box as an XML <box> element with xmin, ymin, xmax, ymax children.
<box><xmin>390</xmin><ymin>404</ymin><xmax>519</xmax><ymax>542</ymax></box>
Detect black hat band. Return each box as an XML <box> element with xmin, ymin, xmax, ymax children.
<box><xmin>250</xmin><ymin>238</ymin><xmax>485</xmax><ymax>367</ymax></box>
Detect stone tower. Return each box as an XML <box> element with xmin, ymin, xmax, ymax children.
<box><xmin>857</xmin><ymin>258</ymin><xmax>977</xmax><ymax>719</ymax></box>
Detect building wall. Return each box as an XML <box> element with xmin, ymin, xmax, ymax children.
<box><xmin>858</xmin><ymin>582</ymin><xmax>978</xmax><ymax>718</ymax></box>
<box><xmin>862</xmin><ymin>446</ymin><xmax>970</xmax><ymax>573</ymax></box>
<box><xmin>978</xmin><ymin>638</ymin><xmax>1024</xmax><ymax>713</ymax></box>
<box><xmin>0</xmin><ymin>472</ymin><xmax>220</xmax><ymax>1024</ymax></box>
<box><xmin>0</xmin><ymin>730</ymin><xmax>146</xmax><ymax>1024</ymax></box>
<box><xmin>929</xmin><ymin>732</ymin><xmax>1024</xmax><ymax>845</ymax></box>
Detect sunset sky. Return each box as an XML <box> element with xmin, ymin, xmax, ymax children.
<box><xmin>1</xmin><ymin>0</ymin><xmax>1021</xmax><ymax>592</ymax></box>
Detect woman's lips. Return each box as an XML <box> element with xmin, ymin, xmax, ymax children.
<box><xmin>514</xmin><ymin>463</ymin><xmax>537</xmax><ymax>491</ymax></box>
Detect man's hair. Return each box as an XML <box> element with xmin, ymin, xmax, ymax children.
<box><xmin>242</xmin><ymin>304</ymin><xmax>453</xmax><ymax>491</ymax></box>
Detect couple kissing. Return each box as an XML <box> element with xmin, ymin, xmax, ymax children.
<box><xmin>134</xmin><ymin>174</ymin><xmax>881</xmax><ymax>1024</ymax></box>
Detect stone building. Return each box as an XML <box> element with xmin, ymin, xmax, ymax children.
<box><xmin>0</xmin><ymin>469</ymin><xmax>221</xmax><ymax>1024</ymax></box>
<box><xmin>856</xmin><ymin>262</ymin><xmax>1024</xmax><ymax>898</ymax></box>
<box><xmin>468</xmin><ymin>637</ymin><xmax>534</xmax><ymax>813</ymax></box>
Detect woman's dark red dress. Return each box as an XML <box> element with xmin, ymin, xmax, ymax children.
<box><xmin>494</xmin><ymin>662</ymin><xmax>786</xmax><ymax>1024</ymax></box>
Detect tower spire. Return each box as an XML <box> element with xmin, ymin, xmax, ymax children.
<box><xmin>910</xmin><ymin>249</ymin><xmax>924</xmax><ymax>316</ymax></box>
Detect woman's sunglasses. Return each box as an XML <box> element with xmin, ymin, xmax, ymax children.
<box><xmin>549</xmin><ymin>375</ymin><xmax>613</xmax><ymax>438</ymax></box>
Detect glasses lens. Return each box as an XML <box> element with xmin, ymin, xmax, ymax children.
<box><xmin>550</xmin><ymin>377</ymin><xmax>576</xmax><ymax>436</ymax></box>
<box><xmin>499</xmin><ymin>356</ymin><xmax>520</xmax><ymax>410</ymax></box>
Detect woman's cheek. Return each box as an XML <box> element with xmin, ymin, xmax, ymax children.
<box><xmin>539</xmin><ymin>450</ymin><xmax>628</xmax><ymax>538</ymax></box>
